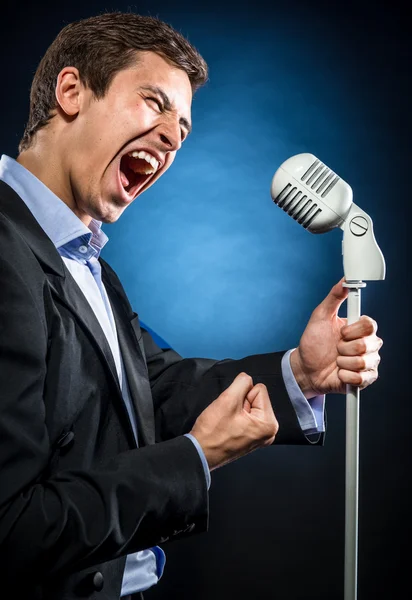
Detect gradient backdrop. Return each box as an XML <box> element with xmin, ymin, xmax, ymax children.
<box><xmin>1</xmin><ymin>1</ymin><xmax>410</xmax><ymax>598</ymax></box>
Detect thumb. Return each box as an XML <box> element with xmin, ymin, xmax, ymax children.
<box><xmin>225</xmin><ymin>372</ymin><xmax>254</xmax><ymax>406</ymax></box>
<box><xmin>246</xmin><ymin>384</ymin><xmax>269</xmax><ymax>414</ymax></box>
<box><xmin>316</xmin><ymin>277</ymin><xmax>349</xmax><ymax>317</ymax></box>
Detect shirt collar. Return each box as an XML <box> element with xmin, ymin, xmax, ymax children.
<box><xmin>0</xmin><ymin>154</ymin><xmax>108</xmax><ymax>257</ymax></box>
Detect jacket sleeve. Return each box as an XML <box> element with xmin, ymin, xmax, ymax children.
<box><xmin>0</xmin><ymin>215</ymin><xmax>208</xmax><ymax>582</ymax></box>
<box><xmin>143</xmin><ymin>330</ymin><xmax>319</xmax><ymax>445</ymax></box>
<box><xmin>100</xmin><ymin>258</ymin><xmax>323</xmax><ymax>446</ymax></box>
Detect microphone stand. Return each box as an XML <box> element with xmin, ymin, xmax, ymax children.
<box><xmin>270</xmin><ymin>155</ymin><xmax>385</xmax><ymax>599</ymax></box>
<box><xmin>341</xmin><ymin>205</ymin><xmax>385</xmax><ymax>600</ymax></box>
<box><xmin>342</xmin><ymin>281</ymin><xmax>366</xmax><ymax>600</ymax></box>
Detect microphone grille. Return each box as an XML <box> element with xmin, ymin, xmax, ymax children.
<box><xmin>271</xmin><ymin>153</ymin><xmax>354</xmax><ymax>234</ymax></box>
<box><xmin>273</xmin><ymin>183</ymin><xmax>322</xmax><ymax>229</ymax></box>
<box><xmin>301</xmin><ymin>157</ymin><xmax>340</xmax><ymax>198</ymax></box>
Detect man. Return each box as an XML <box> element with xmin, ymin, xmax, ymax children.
<box><xmin>0</xmin><ymin>11</ymin><xmax>382</xmax><ymax>600</ymax></box>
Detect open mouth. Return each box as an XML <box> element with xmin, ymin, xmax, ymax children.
<box><xmin>119</xmin><ymin>150</ymin><xmax>160</xmax><ymax>198</ymax></box>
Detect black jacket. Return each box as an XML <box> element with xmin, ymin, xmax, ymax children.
<box><xmin>0</xmin><ymin>180</ymin><xmax>319</xmax><ymax>599</ymax></box>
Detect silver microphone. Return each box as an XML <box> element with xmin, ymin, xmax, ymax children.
<box><xmin>270</xmin><ymin>153</ymin><xmax>385</xmax><ymax>281</ymax></box>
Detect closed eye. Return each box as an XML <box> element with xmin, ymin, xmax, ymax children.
<box><xmin>146</xmin><ymin>96</ymin><xmax>163</xmax><ymax>111</ymax></box>
<box><xmin>144</xmin><ymin>92</ymin><xmax>189</xmax><ymax>141</ymax></box>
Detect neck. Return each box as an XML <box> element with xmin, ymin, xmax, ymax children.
<box><xmin>17</xmin><ymin>136</ymin><xmax>92</xmax><ymax>226</ymax></box>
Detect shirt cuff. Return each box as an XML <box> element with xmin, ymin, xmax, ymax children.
<box><xmin>184</xmin><ymin>433</ymin><xmax>211</xmax><ymax>490</ymax></box>
<box><xmin>281</xmin><ymin>349</ymin><xmax>325</xmax><ymax>434</ymax></box>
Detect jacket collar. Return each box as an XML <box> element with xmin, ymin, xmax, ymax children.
<box><xmin>0</xmin><ymin>180</ymin><xmax>65</xmax><ymax>277</ymax></box>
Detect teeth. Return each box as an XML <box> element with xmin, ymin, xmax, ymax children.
<box><xmin>128</xmin><ymin>150</ymin><xmax>159</xmax><ymax>172</ymax></box>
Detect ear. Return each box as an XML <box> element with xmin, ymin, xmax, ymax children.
<box><xmin>55</xmin><ymin>67</ymin><xmax>83</xmax><ymax>117</ymax></box>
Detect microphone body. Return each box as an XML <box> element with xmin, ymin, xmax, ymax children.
<box><xmin>270</xmin><ymin>153</ymin><xmax>385</xmax><ymax>282</ymax></box>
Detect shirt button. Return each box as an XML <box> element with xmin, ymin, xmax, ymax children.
<box><xmin>79</xmin><ymin>245</ymin><xmax>88</xmax><ymax>254</ymax></box>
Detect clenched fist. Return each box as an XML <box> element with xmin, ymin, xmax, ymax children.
<box><xmin>190</xmin><ymin>373</ymin><xmax>278</xmax><ymax>471</ymax></box>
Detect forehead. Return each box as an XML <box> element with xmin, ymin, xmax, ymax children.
<box><xmin>121</xmin><ymin>51</ymin><xmax>193</xmax><ymax>112</ymax></box>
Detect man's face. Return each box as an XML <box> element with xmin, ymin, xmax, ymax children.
<box><xmin>64</xmin><ymin>51</ymin><xmax>193</xmax><ymax>223</ymax></box>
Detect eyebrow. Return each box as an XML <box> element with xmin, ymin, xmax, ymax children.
<box><xmin>140</xmin><ymin>85</ymin><xmax>192</xmax><ymax>135</ymax></box>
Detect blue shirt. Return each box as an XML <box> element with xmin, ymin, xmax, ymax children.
<box><xmin>0</xmin><ymin>154</ymin><xmax>324</xmax><ymax>593</ymax></box>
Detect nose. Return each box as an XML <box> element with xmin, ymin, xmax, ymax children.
<box><xmin>157</xmin><ymin>116</ymin><xmax>182</xmax><ymax>153</ymax></box>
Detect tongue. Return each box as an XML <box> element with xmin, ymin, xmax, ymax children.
<box><xmin>120</xmin><ymin>169</ymin><xmax>129</xmax><ymax>188</ymax></box>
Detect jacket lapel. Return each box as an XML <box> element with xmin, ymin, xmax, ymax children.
<box><xmin>46</xmin><ymin>269</ymin><xmax>144</xmax><ymax>449</ymax></box>
<box><xmin>101</xmin><ymin>268</ymin><xmax>156</xmax><ymax>446</ymax></box>
<box><xmin>46</xmin><ymin>270</ymin><xmax>121</xmax><ymax>396</ymax></box>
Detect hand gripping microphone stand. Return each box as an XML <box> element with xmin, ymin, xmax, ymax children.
<box><xmin>270</xmin><ymin>153</ymin><xmax>385</xmax><ymax>600</ymax></box>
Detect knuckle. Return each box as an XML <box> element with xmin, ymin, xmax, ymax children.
<box><xmin>362</xmin><ymin>314</ymin><xmax>373</xmax><ymax>326</ymax></box>
<box><xmin>364</xmin><ymin>316</ymin><xmax>376</xmax><ymax>334</ymax></box>
<box><xmin>340</xmin><ymin>324</ymin><xmax>349</xmax><ymax>339</ymax></box>
<box><xmin>337</xmin><ymin>340</ymin><xmax>346</xmax><ymax>355</ymax></box>
<box><xmin>254</xmin><ymin>383</ymin><xmax>267</xmax><ymax>392</ymax></box>
<box><xmin>356</xmin><ymin>340</ymin><xmax>367</xmax><ymax>355</ymax></box>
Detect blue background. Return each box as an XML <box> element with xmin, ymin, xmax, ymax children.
<box><xmin>1</xmin><ymin>1</ymin><xmax>410</xmax><ymax>598</ymax></box>
<box><xmin>104</xmin><ymin>3</ymin><xmax>393</xmax><ymax>359</ymax></box>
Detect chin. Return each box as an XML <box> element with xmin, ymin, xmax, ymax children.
<box><xmin>100</xmin><ymin>212</ymin><xmax>123</xmax><ymax>224</ymax></box>
<box><xmin>99</xmin><ymin>206</ymin><xmax>126</xmax><ymax>224</ymax></box>
<box><xmin>90</xmin><ymin>195</ymin><xmax>129</xmax><ymax>224</ymax></box>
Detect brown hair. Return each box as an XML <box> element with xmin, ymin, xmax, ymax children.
<box><xmin>19</xmin><ymin>12</ymin><xmax>208</xmax><ymax>152</ymax></box>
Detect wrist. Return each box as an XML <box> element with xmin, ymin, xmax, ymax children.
<box><xmin>188</xmin><ymin>430</ymin><xmax>219</xmax><ymax>471</ymax></box>
<box><xmin>289</xmin><ymin>348</ymin><xmax>317</xmax><ymax>400</ymax></box>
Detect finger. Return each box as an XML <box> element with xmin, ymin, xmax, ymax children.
<box><xmin>337</xmin><ymin>335</ymin><xmax>383</xmax><ymax>357</ymax></box>
<box><xmin>246</xmin><ymin>382</ymin><xmax>267</xmax><ymax>402</ymax></box>
<box><xmin>243</xmin><ymin>398</ymin><xmax>252</xmax><ymax>413</ymax></box>
<box><xmin>316</xmin><ymin>278</ymin><xmax>349</xmax><ymax>318</ymax></box>
<box><xmin>225</xmin><ymin>372</ymin><xmax>254</xmax><ymax>404</ymax></box>
<box><xmin>246</xmin><ymin>383</ymin><xmax>270</xmax><ymax>411</ymax></box>
<box><xmin>341</xmin><ymin>316</ymin><xmax>378</xmax><ymax>341</ymax></box>
<box><xmin>338</xmin><ymin>368</ymin><xmax>379</xmax><ymax>389</ymax></box>
<box><xmin>337</xmin><ymin>352</ymin><xmax>381</xmax><ymax>372</ymax></box>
